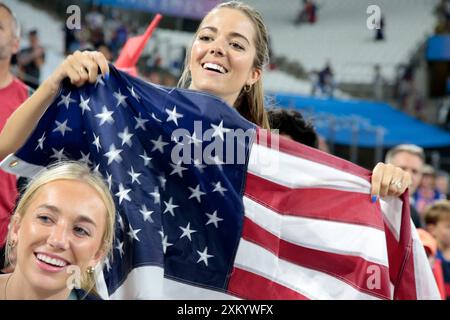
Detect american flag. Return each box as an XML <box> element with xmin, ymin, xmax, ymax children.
<box><xmin>1</xmin><ymin>66</ymin><xmax>439</xmax><ymax>299</ymax></box>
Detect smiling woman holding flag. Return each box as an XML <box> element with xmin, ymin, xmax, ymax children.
<box><xmin>0</xmin><ymin>1</ymin><xmax>410</xmax><ymax>199</ymax></box>
<box><xmin>0</xmin><ymin>1</ymin><xmax>435</xmax><ymax>300</ymax></box>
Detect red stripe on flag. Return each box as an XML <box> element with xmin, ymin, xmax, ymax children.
<box><xmin>242</xmin><ymin>217</ymin><xmax>391</xmax><ymax>299</ymax></box>
<box><xmin>228</xmin><ymin>267</ymin><xmax>309</xmax><ymax>300</ymax></box>
<box><xmin>246</xmin><ymin>173</ymin><xmax>384</xmax><ymax>230</ymax></box>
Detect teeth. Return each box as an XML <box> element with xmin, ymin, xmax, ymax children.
<box><xmin>203</xmin><ymin>63</ymin><xmax>226</xmax><ymax>74</ymax></box>
<box><xmin>36</xmin><ymin>253</ymin><xmax>67</xmax><ymax>267</ymax></box>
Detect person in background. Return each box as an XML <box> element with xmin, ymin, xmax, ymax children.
<box><xmin>414</xmin><ymin>165</ymin><xmax>445</xmax><ymax>217</ymax></box>
<box><xmin>267</xmin><ymin>108</ymin><xmax>318</xmax><ymax>148</ymax></box>
<box><xmin>0</xmin><ymin>2</ymin><xmax>34</xmax><ymax>272</ymax></box>
<box><xmin>385</xmin><ymin>144</ymin><xmax>426</xmax><ymax>228</ymax></box>
<box><xmin>417</xmin><ymin>228</ymin><xmax>446</xmax><ymax>299</ymax></box>
<box><xmin>424</xmin><ymin>200</ymin><xmax>450</xmax><ymax>300</ymax></box>
<box><xmin>17</xmin><ymin>29</ymin><xmax>45</xmax><ymax>89</ymax></box>
<box><xmin>436</xmin><ymin>170</ymin><xmax>450</xmax><ymax>200</ymax></box>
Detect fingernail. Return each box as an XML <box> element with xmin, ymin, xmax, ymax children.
<box><xmin>371</xmin><ymin>195</ymin><xmax>378</xmax><ymax>203</ymax></box>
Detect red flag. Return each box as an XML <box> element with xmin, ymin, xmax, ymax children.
<box><xmin>115</xmin><ymin>14</ymin><xmax>163</xmax><ymax>76</ymax></box>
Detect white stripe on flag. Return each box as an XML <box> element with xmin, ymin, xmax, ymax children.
<box><xmin>234</xmin><ymin>239</ymin><xmax>381</xmax><ymax>300</ymax></box>
<box><xmin>243</xmin><ymin>196</ymin><xmax>389</xmax><ymax>265</ymax></box>
<box><xmin>0</xmin><ymin>154</ymin><xmax>46</xmax><ymax>178</ymax></box>
<box><xmin>107</xmin><ymin>266</ymin><xmax>238</xmax><ymax>299</ymax></box>
<box><xmin>379</xmin><ymin>196</ymin><xmax>403</xmax><ymax>241</ymax></box>
<box><xmin>248</xmin><ymin>143</ymin><xmax>370</xmax><ymax>193</ymax></box>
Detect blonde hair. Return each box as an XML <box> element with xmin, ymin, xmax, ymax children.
<box><xmin>178</xmin><ymin>1</ymin><xmax>270</xmax><ymax>129</ymax></box>
<box><xmin>5</xmin><ymin>161</ymin><xmax>115</xmax><ymax>296</ymax></box>
<box><xmin>424</xmin><ymin>200</ymin><xmax>450</xmax><ymax>225</ymax></box>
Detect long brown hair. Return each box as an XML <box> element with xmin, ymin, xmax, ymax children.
<box><xmin>178</xmin><ymin>1</ymin><xmax>270</xmax><ymax>129</ymax></box>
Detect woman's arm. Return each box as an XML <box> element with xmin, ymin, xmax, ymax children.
<box><xmin>0</xmin><ymin>51</ymin><xmax>109</xmax><ymax>161</ymax></box>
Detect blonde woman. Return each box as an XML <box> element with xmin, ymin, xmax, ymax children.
<box><xmin>0</xmin><ymin>161</ymin><xmax>115</xmax><ymax>300</ymax></box>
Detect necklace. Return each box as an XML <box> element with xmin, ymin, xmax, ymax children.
<box><xmin>3</xmin><ymin>274</ymin><xmax>12</xmax><ymax>300</ymax></box>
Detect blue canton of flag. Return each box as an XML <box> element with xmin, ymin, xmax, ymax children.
<box><xmin>12</xmin><ymin>65</ymin><xmax>256</xmax><ymax>298</ymax></box>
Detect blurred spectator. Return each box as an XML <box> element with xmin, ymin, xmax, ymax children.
<box><xmin>385</xmin><ymin>144</ymin><xmax>425</xmax><ymax>228</ymax></box>
<box><xmin>417</xmin><ymin>228</ymin><xmax>446</xmax><ymax>299</ymax></box>
<box><xmin>64</xmin><ymin>25</ymin><xmax>78</xmax><ymax>56</ymax></box>
<box><xmin>17</xmin><ymin>29</ymin><xmax>45</xmax><ymax>89</ymax></box>
<box><xmin>295</xmin><ymin>0</ymin><xmax>317</xmax><ymax>25</ymax></box>
<box><xmin>98</xmin><ymin>44</ymin><xmax>113</xmax><ymax>62</ymax></box>
<box><xmin>424</xmin><ymin>200</ymin><xmax>450</xmax><ymax>300</ymax></box>
<box><xmin>414</xmin><ymin>164</ymin><xmax>446</xmax><ymax>217</ymax></box>
<box><xmin>436</xmin><ymin>170</ymin><xmax>450</xmax><ymax>200</ymax></box>
<box><xmin>372</xmin><ymin>64</ymin><xmax>385</xmax><ymax>101</ymax></box>
<box><xmin>267</xmin><ymin>108</ymin><xmax>318</xmax><ymax>148</ymax></box>
<box><xmin>374</xmin><ymin>14</ymin><xmax>385</xmax><ymax>41</ymax></box>
<box><xmin>85</xmin><ymin>4</ymin><xmax>105</xmax><ymax>30</ymax></box>
<box><xmin>396</xmin><ymin>64</ymin><xmax>420</xmax><ymax>116</ymax></box>
<box><xmin>317</xmin><ymin>60</ymin><xmax>335</xmax><ymax>98</ymax></box>
<box><xmin>0</xmin><ymin>2</ymin><xmax>33</xmax><ymax>272</ymax></box>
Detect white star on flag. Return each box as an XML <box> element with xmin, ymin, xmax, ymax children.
<box><xmin>140</xmin><ymin>204</ymin><xmax>154</xmax><ymax>223</ymax></box>
<box><xmin>211</xmin><ymin>120</ymin><xmax>231</xmax><ymax>141</ymax></box>
<box><xmin>128</xmin><ymin>166</ymin><xmax>142</xmax><ymax>185</ymax></box>
<box><xmin>150</xmin><ymin>187</ymin><xmax>160</xmax><ymax>204</ymax></box>
<box><xmin>115</xmin><ymin>241</ymin><xmax>124</xmax><ymax>257</ymax></box>
<box><xmin>79</xmin><ymin>95</ymin><xmax>91</xmax><ymax>114</ymax></box>
<box><xmin>179</xmin><ymin>222</ymin><xmax>197</xmax><ymax>241</ymax></box>
<box><xmin>95</xmin><ymin>106</ymin><xmax>114</xmax><ymax>126</ymax></box>
<box><xmin>134</xmin><ymin>113</ymin><xmax>148</xmax><ymax>130</ymax></box>
<box><xmin>92</xmin><ymin>133</ymin><xmax>102</xmax><ymax>152</ymax></box>
<box><xmin>162</xmin><ymin>235</ymin><xmax>173</xmax><ymax>254</ymax></box>
<box><xmin>197</xmin><ymin>247</ymin><xmax>214</xmax><ymax>267</ymax></box>
<box><xmin>193</xmin><ymin>159</ymin><xmax>206</xmax><ymax>172</ymax></box>
<box><xmin>151</xmin><ymin>135</ymin><xmax>168</xmax><ymax>153</ymax></box>
<box><xmin>187</xmin><ymin>132</ymin><xmax>202</xmax><ymax>147</ymax></box>
<box><xmin>127</xmin><ymin>224</ymin><xmax>141</xmax><ymax>242</ymax></box>
<box><xmin>115</xmin><ymin>183</ymin><xmax>131</xmax><ymax>204</ymax></box>
<box><xmin>95</xmin><ymin>74</ymin><xmax>105</xmax><ymax>87</ymax></box>
<box><xmin>50</xmin><ymin>148</ymin><xmax>65</xmax><ymax>161</ymax></box>
<box><xmin>139</xmin><ymin>151</ymin><xmax>152</xmax><ymax>166</ymax></box>
<box><xmin>118</xmin><ymin>127</ymin><xmax>134</xmax><ymax>147</ymax></box>
<box><xmin>113</xmin><ymin>89</ymin><xmax>128</xmax><ymax>107</ymax></box>
<box><xmin>35</xmin><ymin>132</ymin><xmax>46</xmax><ymax>151</ymax></box>
<box><xmin>188</xmin><ymin>184</ymin><xmax>206</xmax><ymax>203</ymax></box>
<box><xmin>163</xmin><ymin>197</ymin><xmax>179</xmax><ymax>216</ymax></box>
<box><xmin>151</xmin><ymin>112</ymin><xmax>162</xmax><ymax>122</ymax></box>
<box><xmin>159</xmin><ymin>174</ymin><xmax>167</xmax><ymax>190</ymax></box>
<box><xmin>165</xmin><ymin>106</ymin><xmax>183</xmax><ymax>126</ymax></box>
<box><xmin>106</xmin><ymin>172</ymin><xmax>113</xmax><ymax>191</ymax></box>
<box><xmin>53</xmin><ymin>119</ymin><xmax>73</xmax><ymax>137</ymax></box>
<box><xmin>57</xmin><ymin>92</ymin><xmax>76</xmax><ymax>109</ymax></box>
<box><xmin>117</xmin><ymin>214</ymin><xmax>125</xmax><ymax>231</ymax></box>
<box><xmin>205</xmin><ymin>210</ymin><xmax>223</xmax><ymax>228</ymax></box>
<box><xmin>104</xmin><ymin>144</ymin><xmax>123</xmax><ymax>165</ymax></box>
<box><xmin>169</xmin><ymin>161</ymin><xmax>188</xmax><ymax>178</ymax></box>
<box><xmin>127</xmin><ymin>86</ymin><xmax>141</xmax><ymax>101</ymax></box>
<box><xmin>212</xmin><ymin>181</ymin><xmax>228</xmax><ymax>196</ymax></box>
<box><xmin>79</xmin><ymin>151</ymin><xmax>92</xmax><ymax>165</ymax></box>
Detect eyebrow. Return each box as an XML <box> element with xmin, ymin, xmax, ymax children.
<box><xmin>199</xmin><ymin>26</ymin><xmax>250</xmax><ymax>45</ymax></box>
<box><xmin>36</xmin><ymin>204</ymin><xmax>98</xmax><ymax>227</ymax></box>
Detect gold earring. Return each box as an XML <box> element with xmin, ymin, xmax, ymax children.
<box><xmin>243</xmin><ymin>84</ymin><xmax>252</xmax><ymax>93</ymax></box>
<box><xmin>8</xmin><ymin>239</ymin><xmax>16</xmax><ymax>249</ymax></box>
<box><xmin>86</xmin><ymin>266</ymin><xmax>95</xmax><ymax>275</ymax></box>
